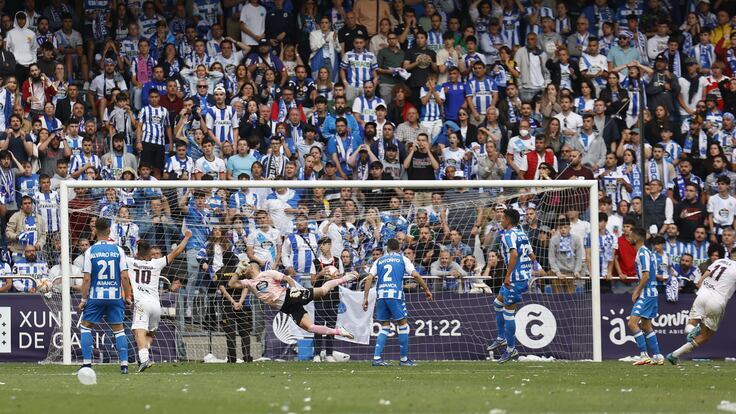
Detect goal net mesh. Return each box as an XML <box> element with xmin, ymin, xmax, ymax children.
<box><xmin>43</xmin><ymin>181</ymin><xmax>596</xmax><ymax>363</ymax></box>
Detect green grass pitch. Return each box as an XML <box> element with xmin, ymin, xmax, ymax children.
<box><xmin>2</xmin><ymin>361</ymin><xmax>735</xmax><ymax>413</ymax></box>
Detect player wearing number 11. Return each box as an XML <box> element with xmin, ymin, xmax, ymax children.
<box><xmin>79</xmin><ymin>218</ymin><xmax>132</xmax><ymax>374</ymax></box>
<box><xmin>363</xmin><ymin>238</ymin><xmax>433</xmax><ymax>367</ymax></box>
<box><xmin>128</xmin><ymin>230</ymin><xmax>192</xmax><ymax>372</ymax></box>
<box><xmin>667</xmin><ymin>252</ymin><xmax>736</xmax><ymax>364</ymax></box>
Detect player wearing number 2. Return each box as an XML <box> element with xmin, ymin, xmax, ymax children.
<box><xmin>128</xmin><ymin>230</ymin><xmax>192</xmax><ymax>372</ymax></box>
<box><xmin>667</xmin><ymin>251</ymin><xmax>736</xmax><ymax>364</ymax></box>
<box><xmin>79</xmin><ymin>218</ymin><xmax>132</xmax><ymax>374</ymax></box>
<box><xmin>488</xmin><ymin>209</ymin><xmax>536</xmax><ymax>363</ymax></box>
<box><xmin>363</xmin><ymin>238</ymin><xmax>433</xmax><ymax>367</ymax></box>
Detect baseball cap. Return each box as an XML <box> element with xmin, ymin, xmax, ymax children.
<box><xmin>258</xmin><ymin>38</ymin><xmax>270</xmax><ymax>46</ymax></box>
<box><xmin>214</xmin><ymin>86</ymin><xmax>226</xmax><ymax>94</ymax></box>
<box><xmin>325</xmin><ymin>160</ymin><xmax>336</xmax><ymax>167</ymax></box>
<box><xmin>706</xmin><ymin>93</ymin><xmax>718</xmax><ymax>102</ymax></box>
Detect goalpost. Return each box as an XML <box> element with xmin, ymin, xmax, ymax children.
<box><xmin>52</xmin><ymin>179</ymin><xmax>601</xmax><ymax>365</ymax></box>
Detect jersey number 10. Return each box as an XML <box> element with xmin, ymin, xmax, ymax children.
<box><xmin>134</xmin><ymin>269</ymin><xmax>152</xmax><ymax>284</ymax></box>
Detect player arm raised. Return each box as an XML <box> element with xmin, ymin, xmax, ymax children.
<box><xmin>166</xmin><ymin>230</ymin><xmax>192</xmax><ymax>264</ymax></box>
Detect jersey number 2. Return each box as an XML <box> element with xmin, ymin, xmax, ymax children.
<box><xmin>382</xmin><ymin>264</ymin><xmax>393</xmax><ymax>282</ymax></box>
<box><xmin>134</xmin><ymin>269</ymin><xmax>152</xmax><ymax>284</ymax></box>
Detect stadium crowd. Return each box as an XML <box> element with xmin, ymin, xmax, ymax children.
<box><xmin>0</xmin><ymin>0</ymin><xmax>735</xmax><ymax>304</ymax></box>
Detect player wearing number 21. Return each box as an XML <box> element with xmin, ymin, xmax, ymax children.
<box><xmin>487</xmin><ymin>209</ymin><xmax>536</xmax><ymax>363</ymax></box>
<box><xmin>79</xmin><ymin>218</ymin><xmax>133</xmax><ymax>374</ymax></box>
<box><xmin>363</xmin><ymin>238</ymin><xmax>432</xmax><ymax>367</ymax></box>
<box><xmin>667</xmin><ymin>250</ymin><xmax>736</xmax><ymax>364</ymax></box>
<box><xmin>128</xmin><ymin>230</ymin><xmax>192</xmax><ymax>372</ymax></box>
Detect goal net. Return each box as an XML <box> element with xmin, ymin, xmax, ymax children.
<box><xmin>45</xmin><ymin>179</ymin><xmax>600</xmax><ymax>364</ymax></box>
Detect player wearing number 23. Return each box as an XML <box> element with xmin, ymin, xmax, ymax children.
<box><xmin>364</xmin><ymin>238</ymin><xmax>432</xmax><ymax>367</ymax></box>
<box><xmin>488</xmin><ymin>209</ymin><xmax>536</xmax><ymax>363</ymax></box>
<box><xmin>79</xmin><ymin>218</ymin><xmax>133</xmax><ymax>374</ymax></box>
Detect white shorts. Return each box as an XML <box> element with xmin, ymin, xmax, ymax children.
<box><xmin>131</xmin><ymin>299</ymin><xmax>162</xmax><ymax>332</ymax></box>
<box><xmin>689</xmin><ymin>289</ymin><xmax>726</xmax><ymax>332</ymax></box>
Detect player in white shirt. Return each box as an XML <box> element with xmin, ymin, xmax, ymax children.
<box><xmin>128</xmin><ymin>230</ymin><xmax>191</xmax><ymax>372</ymax></box>
<box><xmin>666</xmin><ymin>254</ymin><xmax>736</xmax><ymax>364</ymax></box>
<box><xmin>246</xmin><ymin>210</ymin><xmax>282</xmax><ymax>270</ymax></box>
<box><xmin>707</xmin><ymin>176</ymin><xmax>736</xmax><ymax>241</ymax></box>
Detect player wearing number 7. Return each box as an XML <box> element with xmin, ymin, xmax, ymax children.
<box><xmin>79</xmin><ymin>218</ymin><xmax>132</xmax><ymax>374</ymax></box>
<box><xmin>363</xmin><ymin>238</ymin><xmax>433</xmax><ymax>367</ymax></box>
<box><xmin>666</xmin><ymin>251</ymin><xmax>736</xmax><ymax>364</ymax></box>
<box><xmin>128</xmin><ymin>230</ymin><xmax>192</xmax><ymax>372</ymax></box>
<box><xmin>487</xmin><ymin>209</ymin><xmax>536</xmax><ymax>363</ymax></box>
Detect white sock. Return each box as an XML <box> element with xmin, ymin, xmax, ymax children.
<box><xmin>139</xmin><ymin>348</ymin><xmax>150</xmax><ymax>364</ymax></box>
<box><xmin>672</xmin><ymin>341</ymin><xmax>698</xmax><ymax>358</ymax></box>
<box><xmin>685</xmin><ymin>324</ymin><xmax>695</xmax><ymax>334</ymax></box>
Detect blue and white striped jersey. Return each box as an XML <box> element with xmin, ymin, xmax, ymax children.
<box><xmin>635</xmin><ymin>246</ymin><xmax>658</xmax><ymax>298</ymax></box>
<box><xmin>68</xmin><ymin>153</ymin><xmax>102</xmax><ymax>175</ymax></box>
<box><xmin>205</xmin><ymin>105</ymin><xmax>240</xmax><ymax>144</ymax></box>
<box><xmin>192</xmin><ymin>0</ymin><xmax>223</xmax><ymax>27</ymax></box>
<box><xmin>524</xmin><ymin>6</ymin><xmax>554</xmax><ymax>36</ymax></box>
<box><xmin>369</xmin><ymin>252</ymin><xmax>416</xmax><ymax>300</ymax></box>
<box><xmin>687</xmin><ymin>241</ymin><xmax>710</xmax><ymax>267</ymax></box>
<box><xmin>283</xmin><ymin>232</ymin><xmax>318</xmax><ymax>275</ymax></box>
<box><xmin>0</xmin><ymin>167</ymin><xmax>15</xmax><ymax>205</ymax></box>
<box><xmin>340</xmin><ymin>50</ymin><xmax>378</xmax><ymax>88</ymax></box>
<box><xmin>501</xmin><ymin>227</ymin><xmax>534</xmax><ymax>282</ymax></box>
<box><xmin>500</xmin><ymin>9</ymin><xmax>521</xmax><ymax>47</ymax></box>
<box><xmin>427</xmin><ymin>29</ymin><xmax>443</xmax><ymax>52</ymax></box>
<box><xmin>352</xmin><ymin>95</ymin><xmax>385</xmax><ymax>123</ymax></box>
<box><xmin>420</xmin><ymin>85</ymin><xmax>445</xmax><ymax>122</ymax></box>
<box><xmin>465</xmin><ymin>77</ymin><xmax>496</xmax><ymax>115</ymax></box>
<box><xmin>83</xmin><ymin>241</ymin><xmax>129</xmax><ymax>300</ymax></box>
<box><xmin>138</xmin><ymin>105</ymin><xmax>170</xmax><ymax>146</ymax></box>
<box><xmin>664</xmin><ymin>238</ymin><xmax>688</xmax><ymax>265</ymax></box>
<box><xmin>13</xmin><ymin>260</ymin><xmax>49</xmax><ymax>293</ymax></box>
<box><xmin>186</xmin><ymin>52</ymin><xmax>215</xmax><ymax>69</ymax></box>
<box><xmin>33</xmin><ymin>191</ymin><xmax>60</xmax><ymax>233</ymax></box>
<box><xmin>164</xmin><ymin>155</ymin><xmax>195</xmax><ymax>178</ymax></box>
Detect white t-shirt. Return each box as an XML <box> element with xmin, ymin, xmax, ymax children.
<box><xmin>703</xmin><ymin>259</ymin><xmax>736</xmax><ymax>300</ymax></box>
<box><xmin>506</xmin><ymin>136</ymin><xmax>535</xmax><ymax>171</ymax></box>
<box><xmin>554</xmin><ymin>111</ymin><xmax>584</xmax><ymax>138</ymax></box>
<box><xmin>246</xmin><ymin>227</ymin><xmax>281</xmax><ymax>266</ymax></box>
<box><xmin>240</xmin><ymin>3</ymin><xmax>267</xmax><ymax>45</ymax></box>
<box><xmin>264</xmin><ymin>193</ymin><xmax>296</xmax><ymax>235</ymax></box>
<box><xmin>127</xmin><ymin>257</ymin><xmax>167</xmax><ymax>303</ymax></box>
<box><xmin>194</xmin><ymin>156</ymin><xmax>227</xmax><ymax>179</ymax></box>
<box><xmin>707</xmin><ymin>194</ymin><xmax>736</xmax><ymax>228</ymax></box>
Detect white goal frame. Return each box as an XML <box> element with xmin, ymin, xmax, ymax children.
<box><xmin>58</xmin><ymin>179</ymin><xmax>601</xmax><ymax>364</ymax></box>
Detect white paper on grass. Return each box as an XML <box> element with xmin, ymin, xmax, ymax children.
<box><xmin>336</xmin><ymin>287</ymin><xmax>376</xmax><ymax>345</ymax></box>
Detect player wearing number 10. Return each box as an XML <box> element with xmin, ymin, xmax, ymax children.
<box><xmin>79</xmin><ymin>218</ymin><xmax>132</xmax><ymax>374</ymax></box>
<box><xmin>488</xmin><ymin>209</ymin><xmax>536</xmax><ymax>363</ymax></box>
<box><xmin>128</xmin><ymin>230</ymin><xmax>192</xmax><ymax>372</ymax></box>
<box><xmin>363</xmin><ymin>238</ymin><xmax>433</xmax><ymax>367</ymax></box>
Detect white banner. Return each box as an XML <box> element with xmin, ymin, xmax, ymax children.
<box><xmin>336</xmin><ymin>287</ymin><xmax>376</xmax><ymax>345</ymax></box>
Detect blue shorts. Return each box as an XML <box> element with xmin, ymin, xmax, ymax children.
<box><xmin>631</xmin><ymin>296</ymin><xmax>659</xmax><ymax>319</ymax></box>
<box><xmin>499</xmin><ymin>281</ymin><xmax>529</xmax><ymax>306</ymax></box>
<box><xmin>375</xmin><ymin>299</ymin><xmax>408</xmax><ymax>322</ymax></box>
<box><xmin>83</xmin><ymin>299</ymin><xmax>126</xmax><ymax>325</ymax></box>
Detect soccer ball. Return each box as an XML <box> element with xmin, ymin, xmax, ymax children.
<box><xmin>324</xmin><ymin>266</ymin><xmax>339</xmax><ymax>277</ymax></box>
<box><xmin>37</xmin><ymin>279</ymin><xmax>52</xmax><ymax>294</ymax></box>
<box><xmin>77</xmin><ymin>367</ymin><xmax>97</xmax><ymax>385</ymax></box>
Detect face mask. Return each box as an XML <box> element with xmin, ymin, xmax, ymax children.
<box><xmin>519</xmin><ymin>129</ymin><xmax>529</xmax><ymax>137</ymax></box>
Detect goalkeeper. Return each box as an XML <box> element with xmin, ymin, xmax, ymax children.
<box><xmin>228</xmin><ymin>261</ymin><xmax>356</xmax><ymax>339</ymax></box>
